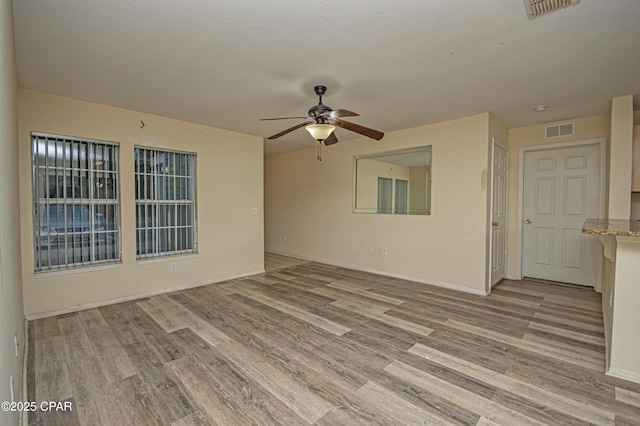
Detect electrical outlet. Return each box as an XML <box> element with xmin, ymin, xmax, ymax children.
<box><xmin>170</xmin><ymin>264</ymin><xmax>177</xmax><ymax>273</ymax></box>
<box><xmin>367</xmin><ymin>246</ymin><xmax>373</xmax><ymax>254</ymax></box>
<box><xmin>382</xmin><ymin>247</ymin><xmax>388</xmax><ymax>256</ymax></box>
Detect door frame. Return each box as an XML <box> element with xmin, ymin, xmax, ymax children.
<box><xmin>515</xmin><ymin>138</ymin><xmax>606</xmax><ymax>290</ymax></box>
<box><xmin>488</xmin><ymin>138</ymin><xmax>508</xmax><ymax>290</ymax></box>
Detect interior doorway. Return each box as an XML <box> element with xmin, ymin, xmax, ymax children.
<box><xmin>490</xmin><ymin>142</ymin><xmax>508</xmax><ymax>287</ymax></box>
<box><xmin>518</xmin><ymin>139</ymin><xmax>605</xmax><ymax>287</ymax></box>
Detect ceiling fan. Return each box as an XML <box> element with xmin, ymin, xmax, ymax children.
<box><xmin>261</xmin><ymin>85</ymin><xmax>384</xmax><ymax>146</ymax></box>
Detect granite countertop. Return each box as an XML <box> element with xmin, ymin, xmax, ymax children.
<box><xmin>582</xmin><ymin>219</ymin><xmax>640</xmax><ymax>238</ymax></box>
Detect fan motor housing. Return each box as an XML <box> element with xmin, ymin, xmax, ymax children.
<box><xmin>308</xmin><ymin>104</ymin><xmax>332</xmax><ymax>118</ymax></box>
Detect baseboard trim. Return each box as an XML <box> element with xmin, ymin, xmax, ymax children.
<box><xmin>21</xmin><ymin>319</ymin><xmax>29</xmax><ymax>426</ymax></box>
<box><xmin>607</xmin><ymin>367</ymin><xmax>640</xmax><ymax>385</ymax></box>
<box><xmin>267</xmin><ymin>251</ymin><xmax>488</xmax><ymax>296</ymax></box>
<box><xmin>265</xmin><ymin>251</ymin><xmax>312</xmax><ymax>262</ymax></box>
<box><xmin>25</xmin><ymin>269</ymin><xmax>265</xmax><ymax>320</ymax></box>
<box><xmin>333</xmin><ymin>262</ymin><xmax>489</xmax><ymax>296</ymax></box>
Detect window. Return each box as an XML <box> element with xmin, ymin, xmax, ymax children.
<box><xmin>135</xmin><ymin>147</ymin><xmax>197</xmax><ymax>258</ymax></box>
<box><xmin>394</xmin><ymin>179</ymin><xmax>408</xmax><ymax>214</ymax></box>
<box><xmin>377</xmin><ymin>177</ymin><xmax>392</xmax><ymax>214</ymax></box>
<box><xmin>32</xmin><ymin>133</ymin><xmax>120</xmax><ymax>271</ymax></box>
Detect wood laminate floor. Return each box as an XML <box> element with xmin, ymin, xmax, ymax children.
<box><xmin>28</xmin><ymin>253</ymin><xmax>640</xmax><ymax>425</ymax></box>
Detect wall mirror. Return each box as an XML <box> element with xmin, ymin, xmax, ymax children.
<box><xmin>353</xmin><ymin>145</ymin><xmax>432</xmax><ymax>215</ymax></box>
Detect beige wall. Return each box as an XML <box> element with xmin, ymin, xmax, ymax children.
<box><xmin>609</xmin><ymin>96</ymin><xmax>634</xmax><ymax>219</ymax></box>
<box><xmin>609</xmin><ymin>239</ymin><xmax>640</xmax><ymax>381</ymax></box>
<box><xmin>0</xmin><ymin>1</ymin><xmax>25</xmax><ymax>424</ymax></box>
<box><xmin>601</xmin><ymin>237</ymin><xmax>640</xmax><ymax>382</ymax></box>
<box><xmin>603</xmin><ymin>99</ymin><xmax>638</xmax><ymax>381</ymax></box>
<box><xmin>506</xmin><ymin>114</ymin><xmax>610</xmax><ymax>279</ymax></box>
<box><xmin>265</xmin><ymin>113</ymin><xmax>492</xmax><ymax>294</ymax></box>
<box><xmin>18</xmin><ymin>89</ymin><xmax>264</xmax><ymax>317</ymax></box>
<box><xmin>601</xmin><ymin>252</ymin><xmax>615</xmax><ymax>370</ymax></box>
<box><xmin>632</xmin><ymin>192</ymin><xmax>640</xmax><ymax>220</ymax></box>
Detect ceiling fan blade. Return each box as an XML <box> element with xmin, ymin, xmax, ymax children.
<box><xmin>324</xmin><ymin>132</ymin><xmax>339</xmax><ymax>146</ymax></box>
<box><xmin>327</xmin><ymin>109</ymin><xmax>360</xmax><ymax>118</ymax></box>
<box><xmin>260</xmin><ymin>116</ymin><xmax>308</xmax><ymax>121</ymax></box>
<box><xmin>267</xmin><ymin>121</ymin><xmax>312</xmax><ymax>139</ymax></box>
<box><xmin>331</xmin><ymin>118</ymin><xmax>384</xmax><ymax>141</ymax></box>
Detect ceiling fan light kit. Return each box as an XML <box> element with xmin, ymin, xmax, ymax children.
<box><xmin>305</xmin><ymin>123</ymin><xmax>335</xmax><ymax>141</ymax></box>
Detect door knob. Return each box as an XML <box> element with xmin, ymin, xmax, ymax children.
<box><xmin>525</xmin><ymin>219</ymin><xmax>532</xmax><ymax>224</ymax></box>
<box><xmin>492</xmin><ymin>221</ymin><xmax>499</xmax><ymax>227</ymax></box>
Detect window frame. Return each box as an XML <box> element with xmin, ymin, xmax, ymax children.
<box><xmin>134</xmin><ymin>146</ymin><xmax>198</xmax><ymax>260</ymax></box>
<box><xmin>31</xmin><ymin>132</ymin><xmax>122</xmax><ymax>272</ymax></box>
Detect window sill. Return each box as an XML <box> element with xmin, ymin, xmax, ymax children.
<box><xmin>35</xmin><ymin>261</ymin><xmax>123</xmax><ymax>278</ymax></box>
<box><xmin>135</xmin><ymin>252</ymin><xmax>199</xmax><ymax>265</ymax></box>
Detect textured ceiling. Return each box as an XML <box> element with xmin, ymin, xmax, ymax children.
<box><xmin>12</xmin><ymin>0</ymin><xmax>640</xmax><ymax>156</ymax></box>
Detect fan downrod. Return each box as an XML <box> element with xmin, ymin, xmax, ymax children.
<box><xmin>309</xmin><ymin>85</ymin><xmax>331</xmax><ymax>118</ymax></box>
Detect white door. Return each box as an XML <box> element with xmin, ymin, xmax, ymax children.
<box><xmin>491</xmin><ymin>143</ymin><xmax>507</xmax><ymax>286</ymax></box>
<box><xmin>522</xmin><ymin>143</ymin><xmax>602</xmax><ymax>286</ymax></box>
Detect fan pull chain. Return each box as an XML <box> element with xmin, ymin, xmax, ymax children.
<box><xmin>317</xmin><ymin>141</ymin><xmax>322</xmax><ymax>162</ymax></box>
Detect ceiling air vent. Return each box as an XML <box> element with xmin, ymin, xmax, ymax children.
<box><xmin>545</xmin><ymin>122</ymin><xmax>574</xmax><ymax>138</ymax></box>
<box><xmin>523</xmin><ymin>0</ymin><xmax>580</xmax><ymax>19</ymax></box>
